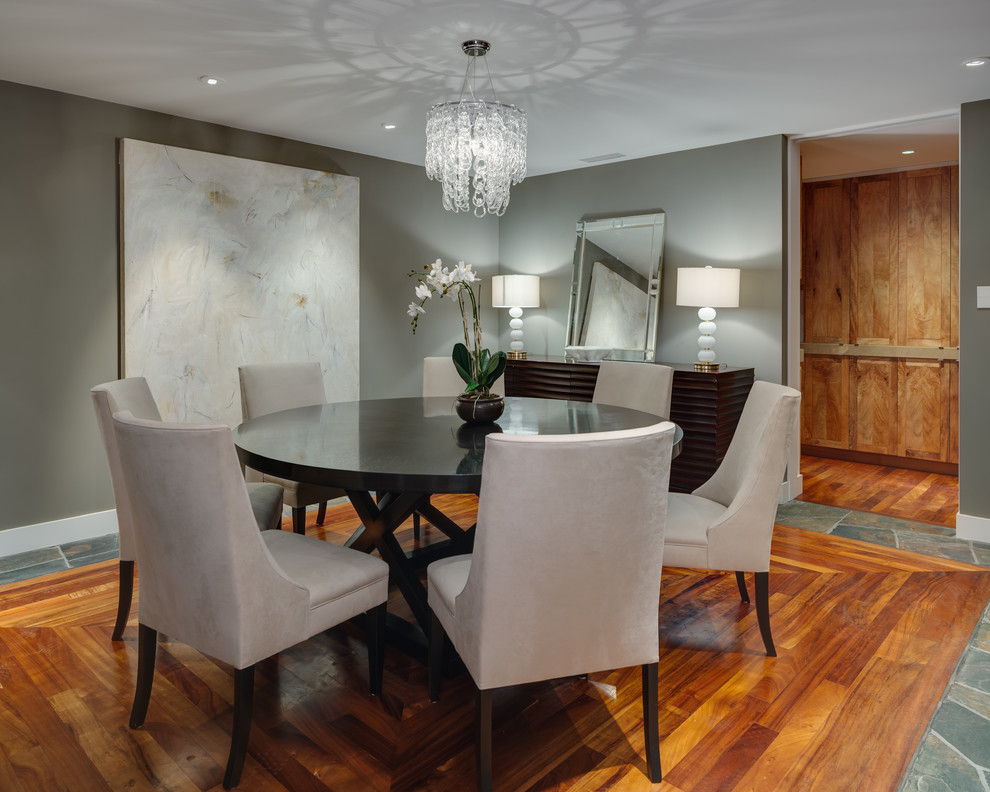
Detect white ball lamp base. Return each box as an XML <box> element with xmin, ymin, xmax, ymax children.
<box><xmin>695</xmin><ymin>306</ymin><xmax>720</xmax><ymax>372</ymax></box>
<box><xmin>508</xmin><ymin>306</ymin><xmax>526</xmax><ymax>359</ymax></box>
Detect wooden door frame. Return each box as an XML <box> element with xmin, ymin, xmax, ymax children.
<box><xmin>785</xmin><ymin>137</ymin><xmax>803</xmax><ymax>501</ymax></box>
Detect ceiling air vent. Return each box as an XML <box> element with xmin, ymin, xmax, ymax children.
<box><xmin>580</xmin><ymin>153</ymin><xmax>626</xmax><ymax>163</ymax></box>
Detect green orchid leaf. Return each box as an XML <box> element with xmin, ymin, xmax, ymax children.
<box><xmin>487</xmin><ymin>352</ymin><xmax>507</xmax><ymax>384</ymax></box>
<box><xmin>451</xmin><ymin>343</ymin><xmax>473</xmax><ymax>386</ymax></box>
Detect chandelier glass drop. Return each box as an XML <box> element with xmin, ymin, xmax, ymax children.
<box><xmin>425</xmin><ymin>40</ymin><xmax>528</xmax><ymax>218</ymax></box>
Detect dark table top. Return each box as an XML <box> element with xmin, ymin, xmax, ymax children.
<box><xmin>233</xmin><ymin>396</ymin><xmax>680</xmax><ymax>494</ymax></box>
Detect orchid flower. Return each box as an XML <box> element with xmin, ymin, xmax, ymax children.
<box><xmin>407</xmin><ymin>258</ymin><xmax>507</xmax><ymax>398</ymax></box>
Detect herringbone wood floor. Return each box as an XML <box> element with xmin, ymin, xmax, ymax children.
<box><xmin>1</xmin><ymin>487</ymin><xmax>987</xmax><ymax>791</ymax></box>
<box><xmin>799</xmin><ymin>455</ymin><xmax>959</xmax><ymax>528</ymax></box>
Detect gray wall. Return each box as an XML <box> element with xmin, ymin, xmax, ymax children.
<box><xmin>498</xmin><ymin>136</ymin><xmax>789</xmax><ymax>382</ymax></box>
<box><xmin>0</xmin><ymin>79</ymin><xmax>788</xmax><ymax>535</ymax></box>
<box><xmin>959</xmin><ymin>97</ymin><xmax>990</xmax><ymax>522</ymax></box>
<box><xmin>0</xmin><ymin>79</ymin><xmax>497</xmax><ymax>532</ymax></box>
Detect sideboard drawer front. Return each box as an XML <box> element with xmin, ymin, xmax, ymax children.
<box><xmin>505</xmin><ymin>357</ymin><xmax>755</xmax><ymax>492</ymax></box>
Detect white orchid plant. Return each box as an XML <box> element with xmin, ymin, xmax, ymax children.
<box><xmin>408</xmin><ymin>259</ymin><xmax>507</xmax><ymax>399</ymax></box>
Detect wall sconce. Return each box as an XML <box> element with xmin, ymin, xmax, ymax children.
<box><xmin>675</xmin><ymin>266</ymin><xmax>740</xmax><ymax>371</ymax></box>
<box><xmin>492</xmin><ymin>274</ymin><xmax>540</xmax><ymax>359</ymax></box>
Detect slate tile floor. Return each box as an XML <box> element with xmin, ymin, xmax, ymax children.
<box><xmin>775</xmin><ymin>500</ymin><xmax>990</xmax><ymax>792</ymax></box>
<box><xmin>0</xmin><ymin>532</ymin><xmax>120</xmax><ymax>585</ymax></box>
<box><xmin>2</xmin><ymin>503</ymin><xmax>989</xmax><ymax>790</ymax></box>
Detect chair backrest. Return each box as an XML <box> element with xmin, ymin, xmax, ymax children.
<box><xmin>111</xmin><ymin>411</ymin><xmax>309</xmax><ymax>668</ymax></box>
<box><xmin>91</xmin><ymin>378</ymin><xmax>164</xmax><ymax>562</ymax></box>
<box><xmin>422</xmin><ymin>355</ymin><xmax>506</xmax><ymax>398</ymax></box>
<box><xmin>453</xmin><ymin>421</ymin><xmax>675</xmax><ymax>689</ymax></box>
<box><xmin>239</xmin><ymin>361</ymin><xmax>326</xmax><ymax>420</ymax></box>
<box><xmin>423</xmin><ymin>356</ymin><xmax>467</xmax><ymax>397</ymax></box>
<box><xmin>694</xmin><ymin>380</ymin><xmax>801</xmax><ymax>568</ymax></box>
<box><xmin>592</xmin><ymin>360</ymin><xmax>674</xmax><ymax>418</ymax></box>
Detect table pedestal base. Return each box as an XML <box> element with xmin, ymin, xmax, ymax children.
<box><xmin>343</xmin><ymin>489</ymin><xmax>474</xmax><ymax>671</ymax></box>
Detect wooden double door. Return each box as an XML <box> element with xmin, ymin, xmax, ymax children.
<box><xmin>801</xmin><ymin>165</ymin><xmax>959</xmax><ymax>472</ymax></box>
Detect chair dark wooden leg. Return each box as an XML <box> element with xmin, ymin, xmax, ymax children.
<box><xmin>291</xmin><ymin>506</ymin><xmax>306</xmax><ymax>535</ymax></box>
<box><xmin>112</xmin><ymin>560</ymin><xmax>135</xmax><ymax>641</ymax></box>
<box><xmin>413</xmin><ymin>511</ymin><xmax>421</xmax><ymax>540</ymax></box>
<box><xmin>735</xmin><ymin>570</ymin><xmax>750</xmax><ymax>603</ymax></box>
<box><xmin>642</xmin><ymin>662</ymin><xmax>662</xmax><ymax>782</ymax></box>
<box><xmin>223</xmin><ymin>665</ymin><xmax>255</xmax><ymax>790</ymax></box>
<box><xmin>316</xmin><ymin>501</ymin><xmax>327</xmax><ymax>526</ymax></box>
<box><xmin>429</xmin><ymin>610</ymin><xmax>445</xmax><ymax>703</ymax></box>
<box><xmin>754</xmin><ymin>571</ymin><xmax>776</xmax><ymax>657</ymax></box>
<box><xmin>129</xmin><ymin>623</ymin><xmax>158</xmax><ymax>728</ymax></box>
<box><xmin>476</xmin><ymin>687</ymin><xmax>494</xmax><ymax>792</ymax></box>
<box><xmin>367</xmin><ymin>603</ymin><xmax>386</xmax><ymax>696</ymax></box>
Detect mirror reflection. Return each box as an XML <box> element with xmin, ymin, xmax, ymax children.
<box><xmin>566</xmin><ymin>212</ymin><xmax>666</xmax><ymax>361</ymax></box>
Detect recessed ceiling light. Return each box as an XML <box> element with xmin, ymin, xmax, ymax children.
<box><xmin>902</xmin><ymin>150</ymin><xmax>915</xmax><ymax>155</ymax></box>
<box><xmin>381</xmin><ymin>122</ymin><xmax>397</xmax><ymax>130</ymax></box>
<box><xmin>198</xmin><ymin>75</ymin><xmax>225</xmax><ymax>86</ymax></box>
<box><xmin>963</xmin><ymin>57</ymin><xmax>988</xmax><ymax>67</ymax></box>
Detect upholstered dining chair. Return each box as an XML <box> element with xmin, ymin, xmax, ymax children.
<box><xmin>427</xmin><ymin>421</ymin><xmax>676</xmax><ymax>791</ymax></box>
<box><xmin>592</xmin><ymin>359</ymin><xmax>674</xmax><ymax>418</ymax></box>
<box><xmin>92</xmin><ymin>378</ymin><xmax>284</xmax><ymax>641</ymax></box>
<box><xmin>663</xmin><ymin>380</ymin><xmax>801</xmax><ymax>657</ymax></box>
<box><xmin>111</xmin><ymin>411</ymin><xmax>390</xmax><ymax>790</ymax></box>
<box><xmin>238</xmin><ymin>361</ymin><xmax>346</xmax><ymax>534</ymax></box>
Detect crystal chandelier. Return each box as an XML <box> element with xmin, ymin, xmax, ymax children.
<box><xmin>425</xmin><ymin>40</ymin><xmax>528</xmax><ymax>218</ymax></box>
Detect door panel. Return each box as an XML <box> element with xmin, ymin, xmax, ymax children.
<box><xmin>898</xmin><ymin>168</ymin><xmax>953</xmax><ymax>348</ymax></box>
<box><xmin>802</xmin><ymin>354</ymin><xmax>848</xmax><ymax>448</ymax></box>
<box><xmin>851</xmin><ymin>358</ymin><xmax>898</xmax><ymax>455</ymax></box>
<box><xmin>850</xmin><ymin>174</ymin><xmax>898</xmax><ymax>346</ymax></box>
<box><xmin>897</xmin><ymin>359</ymin><xmax>950</xmax><ymax>461</ymax></box>
<box><xmin>803</xmin><ymin>180</ymin><xmax>850</xmax><ymax>345</ymax></box>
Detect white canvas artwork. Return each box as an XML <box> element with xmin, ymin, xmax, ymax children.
<box><xmin>121</xmin><ymin>139</ymin><xmax>360</xmax><ymax>426</ymax></box>
<box><xmin>581</xmin><ymin>261</ymin><xmax>648</xmax><ymax>350</ymax></box>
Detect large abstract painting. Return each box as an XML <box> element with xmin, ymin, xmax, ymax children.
<box><xmin>121</xmin><ymin>139</ymin><xmax>359</xmax><ymax>426</ymax></box>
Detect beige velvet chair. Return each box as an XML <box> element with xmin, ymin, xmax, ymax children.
<box><xmin>427</xmin><ymin>421</ymin><xmax>676</xmax><ymax>791</ymax></box>
<box><xmin>92</xmin><ymin>378</ymin><xmax>284</xmax><ymax>641</ymax></box>
<box><xmin>663</xmin><ymin>380</ymin><xmax>801</xmax><ymax>657</ymax></box>
<box><xmin>238</xmin><ymin>362</ymin><xmax>346</xmax><ymax>535</ymax></box>
<box><xmin>592</xmin><ymin>359</ymin><xmax>674</xmax><ymax>418</ymax></box>
<box><xmin>111</xmin><ymin>411</ymin><xmax>390</xmax><ymax>790</ymax></box>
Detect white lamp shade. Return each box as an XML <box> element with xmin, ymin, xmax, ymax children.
<box><xmin>492</xmin><ymin>274</ymin><xmax>540</xmax><ymax>308</ymax></box>
<box><xmin>676</xmin><ymin>267</ymin><xmax>740</xmax><ymax>308</ymax></box>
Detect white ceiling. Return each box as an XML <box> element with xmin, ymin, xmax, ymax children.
<box><xmin>1</xmin><ymin>0</ymin><xmax>987</xmax><ymax>177</ymax></box>
<box><xmin>800</xmin><ymin>115</ymin><xmax>961</xmax><ymax>179</ymax></box>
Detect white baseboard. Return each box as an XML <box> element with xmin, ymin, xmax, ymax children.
<box><xmin>0</xmin><ymin>510</ymin><xmax>119</xmax><ymax>559</ymax></box>
<box><xmin>956</xmin><ymin>512</ymin><xmax>990</xmax><ymax>543</ymax></box>
<box><xmin>779</xmin><ymin>473</ymin><xmax>804</xmax><ymax>504</ymax></box>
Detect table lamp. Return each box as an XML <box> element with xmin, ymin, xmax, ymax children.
<box><xmin>675</xmin><ymin>266</ymin><xmax>740</xmax><ymax>371</ymax></box>
<box><xmin>491</xmin><ymin>274</ymin><xmax>540</xmax><ymax>359</ymax></box>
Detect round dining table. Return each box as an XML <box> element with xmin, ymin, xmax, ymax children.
<box><xmin>233</xmin><ymin>396</ymin><xmax>681</xmax><ymax>653</ymax></box>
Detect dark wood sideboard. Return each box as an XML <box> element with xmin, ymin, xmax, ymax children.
<box><xmin>504</xmin><ymin>356</ymin><xmax>755</xmax><ymax>493</ymax></box>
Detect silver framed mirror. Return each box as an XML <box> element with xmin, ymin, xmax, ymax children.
<box><xmin>565</xmin><ymin>212</ymin><xmax>666</xmax><ymax>361</ymax></box>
